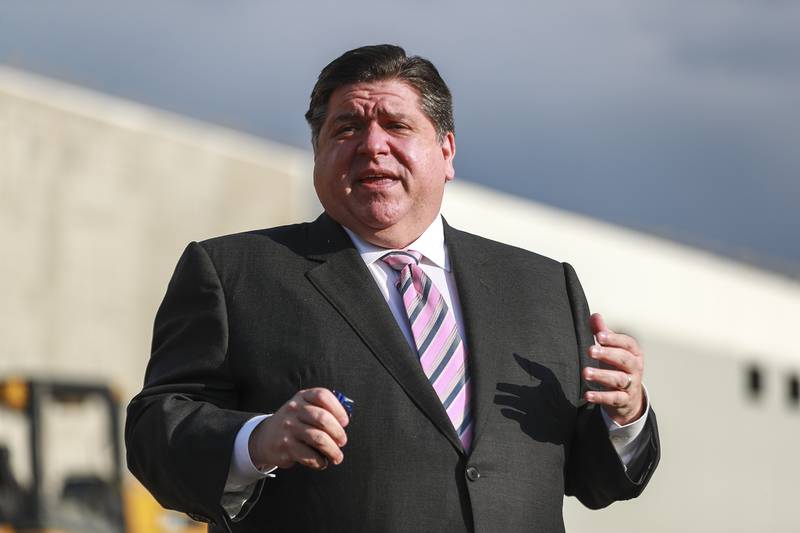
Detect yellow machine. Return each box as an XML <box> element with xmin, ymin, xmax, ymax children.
<box><xmin>0</xmin><ymin>377</ymin><xmax>204</xmax><ymax>533</ymax></box>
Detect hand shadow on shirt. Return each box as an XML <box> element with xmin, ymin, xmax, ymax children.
<box><xmin>494</xmin><ymin>353</ymin><xmax>576</xmax><ymax>445</ymax></box>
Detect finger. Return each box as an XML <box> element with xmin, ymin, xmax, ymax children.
<box><xmin>499</xmin><ymin>408</ymin><xmax>525</xmax><ymax>424</ymax></box>
<box><xmin>584</xmin><ymin>389</ymin><xmax>629</xmax><ymax>409</ymax></box>
<box><xmin>595</xmin><ymin>331</ymin><xmax>642</xmax><ymax>356</ymax></box>
<box><xmin>297</xmin><ymin>427</ymin><xmax>345</xmax><ymax>465</ymax></box>
<box><xmin>296</xmin><ymin>405</ymin><xmax>348</xmax><ymax>447</ymax></box>
<box><xmin>589</xmin><ymin>345</ymin><xmax>640</xmax><ymax>373</ymax></box>
<box><xmin>582</xmin><ymin>367</ymin><xmax>634</xmax><ymax>390</ymax></box>
<box><xmin>496</xmin><ymin>382</ymin><xmax>525</xmax><ymax>395</ymax></box>
<box><xmin>286</xmin><ymin>439</ymin><xmax>331</xmax><ymax>470</ymax></box>
<box><xmin>494</xmin><ymin>392</ymin><xmax>524</xmax><ymax>410</ymax></box>
<box><xmin>300</xmin><ymin>388</ymin><xmax>350</xmax><ymax>427</ymax></box>
<box><xmin>590</xmin><ymin>313</ymin><xmax>613</xmax><ymax>336</ymax></box>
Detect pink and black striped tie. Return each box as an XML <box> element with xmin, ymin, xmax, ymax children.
<box><xmin>381</xmin><ymin>250</ymin><xmax>473</xmax><ymax>450</ymax></box>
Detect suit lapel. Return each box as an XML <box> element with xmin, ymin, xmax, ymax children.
<box><xmin>444</xmin><ymin>221</ymin><xmax>501</xmax><ymax>455</ymax></box>
<box><xmin>304</xmin><ymin>214</ymin><xmax>464</xmax><ymax>453</ymax></box>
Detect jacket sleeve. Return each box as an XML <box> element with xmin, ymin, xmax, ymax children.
<box><xmin>125</xmin><ymin>241</ymin><xmax>264</xmax><ymax>529</ymax></box>
<box><xmin>561</xmin><ymin>262</ymin><xmax>660</xmax><ymax>509</ymax></box>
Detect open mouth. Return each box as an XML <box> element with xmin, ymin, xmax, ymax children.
<box><xmin>357</xmin><ymin>172</ymin><xmax>398</xmax><ymax>188</ymax></box>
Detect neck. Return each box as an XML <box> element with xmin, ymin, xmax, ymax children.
<box><xmin>338</xmin><ymin>215</ymin><xmax>439</xmax><ymax>250</ymax></box>
<box><xmin>361</xmin><ymin>230</ymin><xmax>420</xmax><ymax>249</ymax></box>
<box><xmin>356</xmin><ymin>218</ymin><xmax>439</xmax><ymax>249</ymax></box>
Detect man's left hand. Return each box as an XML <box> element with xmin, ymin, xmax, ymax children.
<box><xmin>582</xmin><ymin>313</ymin><xmax>645</xmax><ymax>426</ymax></box>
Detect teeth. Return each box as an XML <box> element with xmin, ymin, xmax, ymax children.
<box><xmin>360</xmin><ymin>174</ymin><xmax>395</xmax><ymax>181</ymax></box>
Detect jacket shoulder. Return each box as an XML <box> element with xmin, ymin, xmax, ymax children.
<box><xmin>194</xmin><ymin>221</ymin><xmax>313</xmax><ymax>260</ymax></box>
<box><xmin>445</xmin><ymin>224</ymin><xmax>567</xmax><ymax>272</ymax></box>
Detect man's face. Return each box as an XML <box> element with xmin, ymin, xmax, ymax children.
<box><xmin>313</xmin><ymin>79</ymin><xmax>455</xmax><ymax>248</ymax></box>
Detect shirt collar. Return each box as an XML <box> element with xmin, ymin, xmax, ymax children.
<box><xmin>342</xmin><ymin>215</ymin><xmax>450</xmax><ymax>272</ymax></box>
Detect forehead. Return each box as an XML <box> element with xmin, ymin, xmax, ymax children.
<box><xmin>326</xmin><ymin>79</ymin><xmax>424</xmax><ymax>118</ymax></box>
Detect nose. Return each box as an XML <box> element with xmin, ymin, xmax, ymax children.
<box><xmin>357</xmin><ymin>122</ymin><xmax>390</xmax><ymax>158</ymax></box>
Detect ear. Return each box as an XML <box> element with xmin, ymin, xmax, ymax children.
<box><xmin>441</xmin><ymin>131</ymin><xmax>456</xmax><ymax>182</ymax></box>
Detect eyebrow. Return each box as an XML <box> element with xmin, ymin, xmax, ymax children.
<box><xmin>382</xmin><ymin>112</ymin><xmax>412</xmax><ymax>122</ymax></box>
<box><xmin>330</xmin><ymin>111</ymin><xmax>361</xmax><ymax>125</ymax></box>
<box><xmin>329</xmin><ymin>110</ymin><xmax>412</xmax><ymax>125</ymax></box>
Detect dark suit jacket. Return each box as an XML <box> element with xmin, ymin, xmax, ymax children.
<box><xmin>125</xmin><ymin>213</ymin><xmax>659</xmax><ymax>533</ymax></box>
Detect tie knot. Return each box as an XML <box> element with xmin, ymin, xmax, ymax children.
<box><xmin>380</xmin><ymin>250</ymin><xmax>423</xmax><ymax>271</ymax></box>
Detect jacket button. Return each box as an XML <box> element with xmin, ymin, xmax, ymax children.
<box><xmin>465</xmin><ymin>466</ymin><xmax>480</xmax><ymax>481</ymax></box>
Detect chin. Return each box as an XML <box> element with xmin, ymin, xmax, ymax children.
<box><xmin>359</xmin><ymin>203</ymin><xmax>406</xmax><ymax>229</ymax></box>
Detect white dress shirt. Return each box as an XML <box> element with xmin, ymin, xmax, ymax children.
<box><xmin>222</xmin><ymin>215</ymin><xmax>651</xmax><ymax>517</ymax></box>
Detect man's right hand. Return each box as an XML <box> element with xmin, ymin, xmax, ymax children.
<box><xmin>248</xmin><ymin>388</ymin><xmax>350</xmax><ymax>471</ymax></box>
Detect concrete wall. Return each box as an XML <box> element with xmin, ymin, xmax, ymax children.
<box><xmin>0</xmin><ymin>66</ymin><xmax>316</xmax><ymax>399</ymax></box>
<box><xmin>2</xmin><ymin>67</ymin><xmax>799</xmax><ymax>531</ymax></box>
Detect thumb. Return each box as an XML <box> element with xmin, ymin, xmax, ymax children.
<box><xmin>590</xmin><ymin>313</ymin><xmax>614</xmax><ymax>336</ymax></box>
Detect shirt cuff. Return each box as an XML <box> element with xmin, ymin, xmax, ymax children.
<box><xmin>601</xmin><ymin>384</ymin><xmax>651</xmax><ymax>468</ymax></box>
<box><xmin>222</xmin><ymin>414</ymin><xmax>277</xmax><ymax>518</ymax></box>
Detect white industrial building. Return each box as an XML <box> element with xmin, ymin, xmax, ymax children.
<box><xmin>1</xmin><ymin>67</ymin><xmax>799</xmax><ymax>532</ymax></box>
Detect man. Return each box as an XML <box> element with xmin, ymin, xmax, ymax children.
<box><xmin>126</xmin><ymin>44</ymin><xmax>659</xmax><ymax>533</ymax></box>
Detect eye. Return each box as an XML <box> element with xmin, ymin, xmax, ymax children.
<box><xmin>334</xmin><ymin>124</ymin><xmax>358</xmax><ymax>137</ymax></box>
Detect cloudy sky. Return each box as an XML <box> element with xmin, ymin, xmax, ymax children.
<box><xmin>2</xmin><ymin>0</ymin><xmax>798</xmax><ymax>276</ymax></box>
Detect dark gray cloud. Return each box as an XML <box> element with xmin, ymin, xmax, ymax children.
<box><xmin>1</xmin><ymin>0</ymin><xmax>798</xmax><ymax>275</ymax></box>
<box><xmin>647</xmin><ymin>0</ymin><xmax>800</xmax><ymax>79</ymax></box>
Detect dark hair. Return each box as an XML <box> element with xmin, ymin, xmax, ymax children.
<box><xmin>305</xmin><ymin>44</ymin><xmax>454</xmax><ymax>147</ymax></box>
